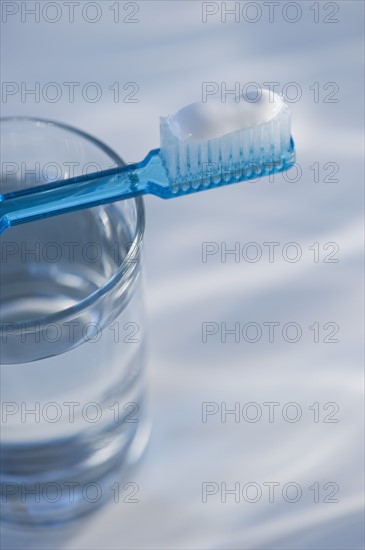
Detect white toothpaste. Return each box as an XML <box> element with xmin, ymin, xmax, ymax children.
<box><xmin>168</xmin><ymin>89</ymin><xmax>285</xmax><ymax>143</ymax></box>
<box><xmin>160</xmin><ymin>88</ymin><xmax>291</xmax><ymax>183</ymax></box>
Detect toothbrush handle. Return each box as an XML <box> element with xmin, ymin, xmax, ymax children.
<box><xmin>0</xmin><ymin>143</ymin><xmax>296</xmax><ymax>233</ymax></box>
<box><xmin>0</xmin><ymin>150</ymin><xmax>167</xmax><ymax>233</ymax></box>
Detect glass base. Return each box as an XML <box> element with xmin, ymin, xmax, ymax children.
<box><xmin>1</xmin><ymin>417</ymin><xmax>150</xmax><ymax>526</ymax></box>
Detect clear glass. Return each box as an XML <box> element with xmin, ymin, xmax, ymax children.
<box><xmin>0</xmin><ymin>119</ymin><xmax>148</xmax><ymax>526</ymax></box>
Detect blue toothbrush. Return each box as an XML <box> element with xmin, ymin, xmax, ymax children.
<box><xmin>0</xmin><ymin>90</ymin><xmax>295</xmax><ymax>234</ymax></box>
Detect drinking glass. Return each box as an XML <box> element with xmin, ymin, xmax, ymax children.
<box><xmin>0</xmin><ymin>118</ymin><xmax>149</xmax><ymax>525</ymax></box>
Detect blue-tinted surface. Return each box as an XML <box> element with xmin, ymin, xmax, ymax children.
<box><xmin>0</xmin><ymin>1</ymin><xmax>363</xmax><ymax>548</ymax></box>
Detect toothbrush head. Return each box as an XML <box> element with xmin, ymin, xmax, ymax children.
<box><xmin>0</xmin><ymin>90</ymin><xmax>295</xmax><ymax>234</ymax></box>
<box><xmin>159</xmin><ymin>88</ymin><xmax>294</xmax><ymax>193</ymax></box>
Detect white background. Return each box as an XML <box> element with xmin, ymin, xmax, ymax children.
<box><xmin>1</xmin><ymin>1</ymin><xmax>364</xmax><ymax>548</ymax></box>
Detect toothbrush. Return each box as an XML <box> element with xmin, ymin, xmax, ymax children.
<box><xmin>0</xmin><ymin>89</ymin><xmax>295</xmax><ymax>234</ymax></box>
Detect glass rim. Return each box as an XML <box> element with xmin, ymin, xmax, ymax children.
<box><xmin>0</xmin><ymin>116</ymin><xmax>145</xmax><ymax>330</ymax></box>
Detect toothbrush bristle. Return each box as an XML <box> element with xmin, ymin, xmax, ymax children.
<box><xmin>159</xmin><ymin>101</ymin><xmax>293</xmax><ymax>193</ymax></box>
